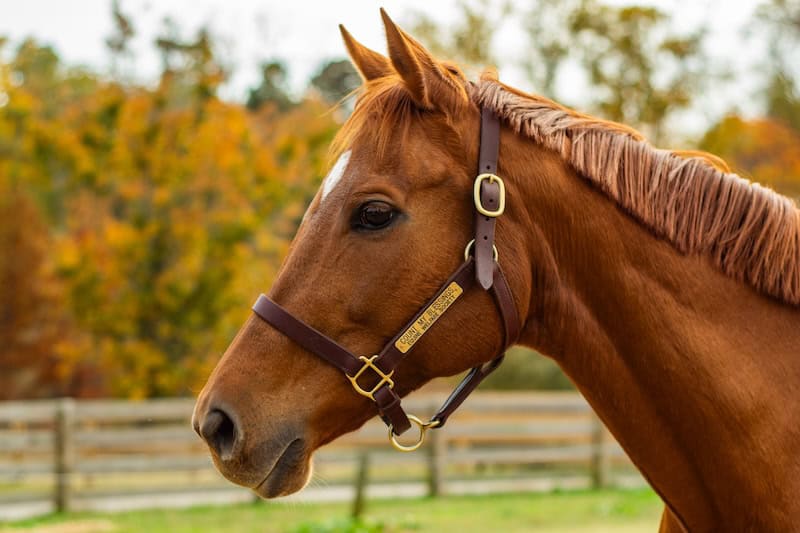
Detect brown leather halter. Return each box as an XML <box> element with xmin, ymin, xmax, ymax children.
<box><xmin>252</xmin><ymin>108</ymin><xmax>520</xmax><ymax>451</ymax></box>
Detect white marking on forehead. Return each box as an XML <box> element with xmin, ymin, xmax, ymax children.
<box><xmin>321</xmin><ymin>150</ymin><xmax>352</xmax><ymax>201</ymax></box>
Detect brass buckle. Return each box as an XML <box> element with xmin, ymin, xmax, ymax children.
<box><xmin>347</xmin><ymin>355</ymin><xmax>394</xmax><ymax>401</ymax></box>
<box><xmin>464</xmin><ymin>239</ymin><xmax>498</xmax><ymax>262</ymax></box>
<box><xmin>473</xmin><ymin>173</ymin><xmax>506</xmax><ymax>217</ymax></box>
<box><xmin>389</xmin><ymin>415</ymin><xmax>440</xmax><ymax>452</ymax></box>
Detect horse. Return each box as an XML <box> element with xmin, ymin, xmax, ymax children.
<box><xmin>193</xmin><ymin>9</ymin><xmax>800</xmax><ymax>531</ymax></box>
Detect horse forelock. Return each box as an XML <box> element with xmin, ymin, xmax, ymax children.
<box><xmin>330</xmin><ymin>76</ymin><xmax>422</xmax><ymax>164</ymax></box>
<box><xmin>330</xmin><ymin>71</ymin><xmax>474</xmax><ymax>167</ymax></box>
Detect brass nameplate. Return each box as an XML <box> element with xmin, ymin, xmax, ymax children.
<box><xmin>395</xmin><ymin>282</ymin><xmax>463</xmax><ymax>354</ymax></box>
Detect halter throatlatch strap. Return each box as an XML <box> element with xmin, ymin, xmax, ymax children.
<box><xmin>250</xmin><ymin>106</ymin><xmax>520</xmax><ymax>450</ymax></box>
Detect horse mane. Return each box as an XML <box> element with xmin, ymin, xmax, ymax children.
<box><xmin>333</xmin><ymin>72</ymin><xmax>800</xmax><ymax>306</ymax></box>
<box><xmin>473</xmin><ymin>74</ymin><xmax>800</xmax><ymax>306</ymax></box>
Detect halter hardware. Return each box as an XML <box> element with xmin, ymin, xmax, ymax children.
<box><xmin>250</xmin><ymin>107</ymin><xmax>519</xmax><ymax>452</ymax></box>
<box><xmin>474</xmin><ymin>173</ymin><xmax>506</xmax><ymax>217</ymax></box>
<box><xmin>347</xmin><ymin>355</ymin><xmax>395</xmax><ymax>400</ymax></box>
<box><xmin>464</xmin><ymin>239</ymin><xmax>498</xmax><ymax>262</ymax></box>
<box><xmin>389</xmin><ymin>415</ymin><xmax>440</xmax><ymax>452</ymax></box>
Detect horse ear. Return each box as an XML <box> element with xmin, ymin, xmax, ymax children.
<box><xmin>380</xmin><ymin>8</ymin><xmax>465</xmax><ymax>110</ymax></box>
<box><xmin>339</xmin><ymin>25</ymin><xmax>393</xmax><ymax>82</ymax></box>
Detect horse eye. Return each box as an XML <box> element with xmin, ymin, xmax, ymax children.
<box><xmin>356</xmin><ymin>201</ymin><xmax>395</xmax><ymax>230</ymax></box>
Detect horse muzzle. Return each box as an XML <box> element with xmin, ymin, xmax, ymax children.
<box><xmin>193</xmin><ymin>393</ymin><xmax>312</xmax><ymax>498</ymax></box>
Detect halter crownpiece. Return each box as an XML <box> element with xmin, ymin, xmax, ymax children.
<box><xmin>252</xmin><ymin>107</ymin><xmax>520</xmax><ymax>451</ymax></box>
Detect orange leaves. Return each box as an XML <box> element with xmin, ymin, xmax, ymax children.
<box><xmin>0</xmin><ymin>184</ymin><xmax>75</xmax><ymax>399</ymax></box>
<box><xmin>701</xmin><ymin>116</ymin><xmax>800</xmax><ymax>203</ymax></box>
<box><xmin>0</xmin><ymin>40</ymin><xmax>340</xmax><ymax>399</ymax></box>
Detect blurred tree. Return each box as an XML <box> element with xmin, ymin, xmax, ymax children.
<box><xmin>411</xmin><ymin>0</ymin><xmax>709</xmax><ymax>144</ymax></box>
<box><xmin>0</xmin><ymin>184</ymin><xmax>74</xmax><ymax>399</ymax></box>
<box><xmin>410</xmin><ymin>0</ymin><xmax>510</xmax><ymax>68</ymax></box>
<box><xmin>0</xmin><ymin>40</ymin><xmax>99</xmax><ymax>224</ymax></box>
<box><xmin>566</xmin><ymin>1</ymin><xmax>707</xmax><ymax>144</ymax></box>
<box><xmin>155</xmin><ymin>19</ymin><xmax>227</xmax><ymax>102</ymax></box>
<box><xmin>309</xmin><ymin>59</ymin><xmax>360</xmax><ymax>105</ymax></box>
<box><xmin>246</xmin><ymin>60</ymin><xmax>293</xmax><ymax>111</ymax></box>
<box><xmin>0</xmin><ymin>37</ymin><xmax>6</xmax><ymax>106</ymax></box>
<box><xmin>701</xmin><ymin>115</ymin><xmax>800</xmax><ymax>202</ymax></box>
<box><xmin>764</xmin><ymin>74</ymin><xmax>800</xmax><ymax>133</ymax></box>
<box><xmin>520</xmin><ymin>0</ymin><xmax>575</xmax><ymax>97</ymax></box>
<box><xmin>248</xmin><ymin>98</ymin><xmax>340</xmax><ymax>232</ymax></box>
<box><xmin>50</xmin><ymin>84</ymin><xmax>337</xmax><ymax>398</ymax></box>
<box><xmin>0</xmin><ymin>31</ymin><xmax>339</xmax><ymax>398</ymax></box>
<box><xmin>12</xmin><ymin>39</ymin><xmax>60</xmax><ymax>98</ymax></box>
<box><xmin>106</xmin><ymin>0</ymin><xmax>136</xmax><ymax>79</ymax></box>
<box><xmin>755</xmin><ymin>0</ymin><xmax>800</xmax><ymax>131</ymax></box>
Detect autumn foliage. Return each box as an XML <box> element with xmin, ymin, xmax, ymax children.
<box><xmin>0</xmin><ymin>37</ymin><xmax>339</xmax><ymax>398</ymax></box>
<box><xmin>701</xmin><ymin>116</ymin><xmax>800</xmax><ymax>202</ymax></box>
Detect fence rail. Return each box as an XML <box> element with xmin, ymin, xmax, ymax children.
<box><xmin>0</xmin><ymin>392</ymin><xmax>643</xmax><ymax>520</ymax></box>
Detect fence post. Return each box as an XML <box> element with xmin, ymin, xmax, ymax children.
<box><xmin>54</xmin><ymin>398</ymin><xmax>76</xmax><ymax>513</ymax></box>
<box><xmin>590</xmin><ymin>412</ymin><xmax>609</xmax><ymax>489</ymax></box>
<box><xmin>426</xmin><ymin>427</ymin><xmax>447</xmax><ymax>497</ymax></box>
<box><xmin>351</xmin><ymin>452</ymin><xmax>370</xmax><ymax>520</ymax></box>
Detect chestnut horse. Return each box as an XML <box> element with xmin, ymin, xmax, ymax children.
<box><xmin>194</xmin><ymin>10</ymin><xmax>800</xmax><ymax>531</ymax></box>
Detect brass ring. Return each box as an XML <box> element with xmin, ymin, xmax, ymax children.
<box><xmin>389</xmin><ymin>415</ymin><xmax>440</xmax><ymax>452</ymax></box>
<box><xmin>463</xmin><ymin>239</ymin><xmax>499</xmax><ymax>262</ymax></box>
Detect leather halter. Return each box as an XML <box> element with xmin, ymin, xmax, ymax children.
<box><xmin>252</xmin><ymin>107</ymin><xmax>520</xmax><ymax>451</ymax></box>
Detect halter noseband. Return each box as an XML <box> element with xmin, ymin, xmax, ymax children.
<box><xmin>252</xmin><ymin>107</ymin><xmax>520</xmax><ymax>451</ymax></box>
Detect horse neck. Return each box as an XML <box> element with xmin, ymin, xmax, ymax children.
<box><xmin>500</xmin><ymin>130</ymin><xmax>800</xmax><ymax>530</ymax></box>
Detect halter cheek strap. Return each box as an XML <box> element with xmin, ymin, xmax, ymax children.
<box><xmin>474</xmin><ymin>105</ymin><xmax>502</xmax><ymax>289</ymax></box>
<box><xmin>251</xmin><ymin>107</ymin><xmax>520</xmax><ymax>451</ymax></box>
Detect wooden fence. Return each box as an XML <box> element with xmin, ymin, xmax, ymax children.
<box><xmin>0</xmin><ymin>392</ymin><xmax>644</xmax><ymax>520</ymax></box>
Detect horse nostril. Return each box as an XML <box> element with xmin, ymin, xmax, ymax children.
<box><xmin>199</xmin><ymin>408</ymin><xmax>239</xmax><ymax>460</ymax></box>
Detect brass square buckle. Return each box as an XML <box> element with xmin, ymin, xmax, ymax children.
<box><xmin>347</xmin><ymin>355</ymin><xmax>394</xmax><ymax>401</ymax></box>
<box><xmin>473</xmin><ymin>173</ymin><xmax>506</xmax><ymax>217</ymax></box>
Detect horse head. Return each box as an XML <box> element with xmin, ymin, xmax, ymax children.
<box><xmin>193</xmin><ymin>10</ymin><xmax>531</xmax><ymax>498</ymax></box>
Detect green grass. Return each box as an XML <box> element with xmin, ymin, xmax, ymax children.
<box><xmin>3</xmin><ymin>488</ymin><xmax>663</xmax><ymax>533</ymax></box>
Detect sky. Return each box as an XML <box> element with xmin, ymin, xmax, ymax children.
<box><xmin>0</xmin><ymin>0</ymin><xmax>767</xmax><ymax>136</ymax></box>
